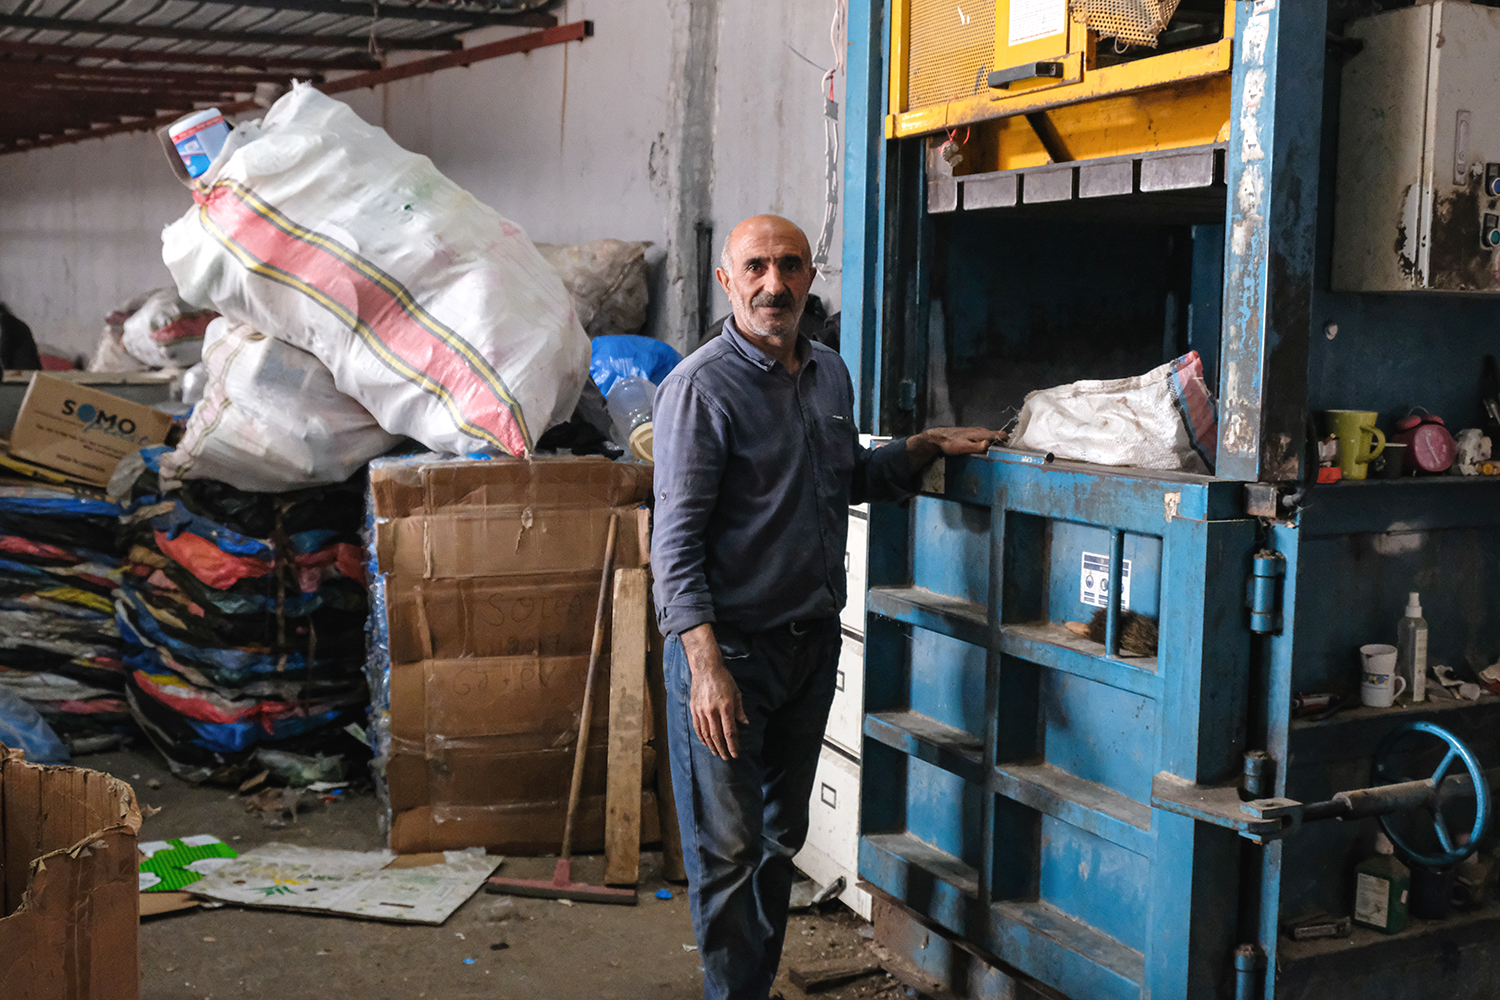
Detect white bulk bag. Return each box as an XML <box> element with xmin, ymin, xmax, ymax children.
<box><xmin>1009</xmin><ymin>351</ymin><xmax>1219</xmax><ymax>474</ymax></box>
<box><xmin>158</xmin><ymin>318</ymin><xmax>401</xmax><ymax>492</ymax></box>
<box><xmin>121</xmin><ymin>288</ymin><xmax>215</xmax><ymax>368</ymax></box>
<box><xmin>162</xmin><ymin>84</ymin><xmax>588</xmax><ymax>457</ymax></box>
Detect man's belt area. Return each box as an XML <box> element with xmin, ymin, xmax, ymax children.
<box><xmin>723</xmin><ymin>615</ymin><xmax>838</xmax><ymax>641</ymax></box>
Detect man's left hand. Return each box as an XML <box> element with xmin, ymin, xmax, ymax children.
<box><xmin>905</xmin><ymin>426</ymin><xmax>1007</xmax><ymax>470</ymax></box>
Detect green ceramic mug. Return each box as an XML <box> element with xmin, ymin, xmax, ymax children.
<box><xmin>1325</xmin><ymin>410</ymin><xmax>1386</xmax><ymax>480</ymax></box>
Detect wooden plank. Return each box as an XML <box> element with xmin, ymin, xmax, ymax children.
<box><xmin>788</xmin><ymin>957</ymin><xmax>882</xmax><ymax>992</ymax></box>
<box><xmin>604</xmin><ymin>568</ymin><xmax>647</xmax><ymax>886</ymax></box>
<box><xmin>645</xmin><ymin>612</ymin><xmax>687</xmax><ymax>882</ymax></box>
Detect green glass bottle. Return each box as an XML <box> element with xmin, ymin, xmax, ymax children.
<box><xmin>1353</xmin><ymin>834</ymin><xmax>1410</xmax><ymax>934</ymax></box>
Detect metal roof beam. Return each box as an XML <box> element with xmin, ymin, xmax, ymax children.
<box><xmin>0</xmin><ymin>12</ymin><xmax>463</xmax><ymax>51</ymax></box>
<box><xmin>15</xmin><ymin>83</ymin><xmax>239</xmax><ymax>101</ymax></box>
<box><xmin>3</xmin><ymin>61</ymin><xmax>298</xmax><ymax>87</ymax></box>
<box><xmin>0</xmin><ymin>39</ymin><xmax>377</xmax><ymax>71</ymax></box>
<box><xmin>2</xmin><ymin>99</ymin><xmax>259</xmax><ymax>154</ymax></box>
<box><xmin>0</xmin><ymin>19</ymin><xmax>590</xmax><ymax>154</ymax></box>
<box><xmin>200</xmin><ymin>0</ymin><xmax>557</xmax><ymax>28</ymax></box>
<box><xmin>323</xmin><ymin>18</ymin><xmax>590</xmax><ymax>93</ymax></box>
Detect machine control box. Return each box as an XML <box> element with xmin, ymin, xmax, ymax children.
<box><xmin>1333</xmin><ymin>1</ymin><xmax>1500</xmax><ymax>293</ymax></box>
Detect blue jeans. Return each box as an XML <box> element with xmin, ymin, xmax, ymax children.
<box><xmin>665</xmin><ymin>618</ymin><xmax>841</xmax><ymax>1000</ymax></box>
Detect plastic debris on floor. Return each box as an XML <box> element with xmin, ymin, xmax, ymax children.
<box><xmin>139</xmin><ymin>834</ymin><xmax>239</xmax><ymax>891</ymax></box>
<box><xmin>0</xmin><ymin>481</ymin><xmax>131</xmax><ymax>754</ymax></box>
<box><xmin>185</xmin><ymin>844</ymin><xmax>502</xmax><ymax>924</ymax></box>
<box><xmin>113</xmin><ymin>447</ymin><xmax>370</xmax><ymax>784</ymax></box>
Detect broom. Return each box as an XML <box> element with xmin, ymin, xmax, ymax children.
<box><xmin>485</xmin><ymin>512</ymin><xmax>637</xmax><ymax>905</ymax></box>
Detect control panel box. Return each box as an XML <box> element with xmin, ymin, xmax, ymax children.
<box><xmin>1333</xmin><ymin>1</ymin><xmax>1500</xmax><ymax>293</ymax></box>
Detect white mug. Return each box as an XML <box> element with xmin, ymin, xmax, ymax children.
<box><xmin>1360</xmin><ymin>643</ymin><xmax>1406</xmax><ymax>708</ymax></box>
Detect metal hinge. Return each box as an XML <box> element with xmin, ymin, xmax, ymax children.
<box><xmin>1245</xmin><ymin>549</ymin><xmax>1284</xmax><ymax>634</ymax></box>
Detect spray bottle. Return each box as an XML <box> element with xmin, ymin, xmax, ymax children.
<box><xmin>1397</xmin><ymin>591</ymin><xmax>1428</xmax><ymax>703</ymax></box>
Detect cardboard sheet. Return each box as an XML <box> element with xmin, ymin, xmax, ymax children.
<box><xmin>185</xmin><ymin>844</ymin><xmax>501</xmax><ymax>925</ymax></box>
<box><xmin>369</xmin><ymin>455</ymin><xmax>653</xmax><ymax>519</ymax></box>
<box><xmin>377</xmin><ymin>504</ymin><xmax>650</xmax><ymax>581</ymax></box>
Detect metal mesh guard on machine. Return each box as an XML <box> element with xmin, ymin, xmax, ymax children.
<box><xmin>906</xmin><ymin>0</ymin><xmax>996</xmax><ymax>112</ymax></box>
<box><xmin>1071</xmin><ymin>0</ymin><xmax>1181</xmax><ymax>47</ymax></box>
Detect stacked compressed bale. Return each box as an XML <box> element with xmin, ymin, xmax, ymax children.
<box><xmin>0</xmin><ymin>481</ymin><xmax>129</xmax><ymax>748</ymax></box>
<box><xmin>115</xmin><ymin>449</ymin><xmax>369</xmax><ymax>783</ymax></box>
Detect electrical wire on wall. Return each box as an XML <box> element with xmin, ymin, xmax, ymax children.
<box><xmin>811</xmin><ymin>0</ymin><xmax>847</xmax><ymax>279</ymax></box>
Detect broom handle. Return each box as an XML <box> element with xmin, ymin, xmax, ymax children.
<box><xmin>560</xmin><ymin>512</ymin><xmax>619</xmax><ymax>863</ymax></box>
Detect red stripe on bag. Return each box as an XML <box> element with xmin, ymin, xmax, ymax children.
<box><xmin>202</xmin><ymin>185</ymin><xmax>527</xmax><ymax>456</ymax></box>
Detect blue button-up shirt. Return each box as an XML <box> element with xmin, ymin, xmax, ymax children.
<box><xmin>651</xmin><ymin>319</ymin><xmax>919</xmax><ymax>636</ymax></box>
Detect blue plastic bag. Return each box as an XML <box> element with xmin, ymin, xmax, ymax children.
<box><xmin>0</xmin><ymin>687</ymin><xmax>70</xmax><ymax>764</ymax></box>
<box><xmin>590</xmin><ymin>335</ymin><xmax>683</xmax><ymax>398</ymax></box>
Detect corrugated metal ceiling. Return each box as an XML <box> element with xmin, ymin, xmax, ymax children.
<box><xmin>2</xmin><ymin>0</ymin><xmax>560</xmax><ymax>152</ymax></box>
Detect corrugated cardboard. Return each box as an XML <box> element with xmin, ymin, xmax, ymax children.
<box><xmin>374</xmin><ymin>456</ymin><xmax>657</xmax><ymax>855</ymax></box>
<box><xmin>8</xmin><ymin>374</ymin><xmax>173</xmax><ymax>486</ymax></box>
<box><xmin>370</xmin><ymin>455</ymin><xmax>654</xmax><ymax>519</ymax></box>
<box><xmin>377</xmin><ymin>504</ymin><xmax>650</xmax><ymax>581</ymax></box>
<box><xmin>0</xmin><ymin>745</ymin><xmax>142</xmax><ymax>1000</ymax></box>
<box><xmin>390</xmin><ymin>655</ymin><xmax>604</xmax><ymax>743</ymax></box>
<box><xmin>390</xmin><ymin>792</ymin><xmax>661</xmax><ymax>855</ymax></box>
<box><xmin>386</xmin><ymin>574</ymin><xmax>602</xmax><ymax>664</ymax></box>
<box><xmin>386</xmin><ymin>742</ymin><xmax>610</xmax><ymax>813</ymax></box>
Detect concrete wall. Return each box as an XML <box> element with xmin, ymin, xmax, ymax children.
<box><xmin>0</xmin><ymin>0</ymin><xmax>845</xmax><ymax>359</ymax></box>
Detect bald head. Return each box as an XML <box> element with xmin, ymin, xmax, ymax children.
<box><xmin>720</xmin><ymin>215</ymin><xmax>811</xmax><ymax>271</ymax></box>
<box><xmin>715</xmin><ymin>215</ymin><xmax>816</xmax><ymax>360</ymax></box>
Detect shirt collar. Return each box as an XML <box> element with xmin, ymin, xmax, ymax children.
<box><xmin>723</xmin><ymin>315</ymin><xmax>814</xmax><ymax>373</ymax></box>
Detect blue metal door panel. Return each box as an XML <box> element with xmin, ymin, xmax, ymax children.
<box><xmin>1041</xmin><ymin>672</ymin><xmax>1157</xmax><ymax>806</ymax></box>
<box><xmin>912</xmin><ymin>495</ymin><xmax>991</xmax><ymax>606</ymax></box>
<box><xmin>1047</xmin><ymin>521</ymin><xmax>1163</xmax><ymax>621</ymax></box>
<box><xmin>1037</xmin><ymin>814</ymin><xmax>1152</xmax><ymax>953</ymax></box>
<box><xmin>905</xmin><ymin>754</ymin><xmax>985</xmax><ymax>870</ymax></box>
<box><xmin>860</xmin><ymin>454</ymin><xmax>1255</xmax><ymax>1000</ymax></box>
<box><xmin>910</xmin><ymin>628</ymin><xmax>987</xmax><ymax>738</ymax></box>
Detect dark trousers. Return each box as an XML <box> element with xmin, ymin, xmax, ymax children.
<box><xmin>665</xmin><ymin>617</ymin><xmax>841</xmax><ymax>1000</ymax></box>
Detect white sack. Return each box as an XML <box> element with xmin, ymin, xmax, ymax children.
<box><xmin>87</xmin><ymin>292</ymin><xmax>154</xmax><ymax>373</ymax></box>
<box><xmin>537</xmin><ymin>239</ymin><xmax>651</xmax><ymax>338</ymax></box>
<box><xmin>121</xmin><ymin>288</ymin><xmax>215</xmax><ymax>368</ymax></box>
<box><xmin>1009</xmin><ymin>351</ymin><xmax>1218</xmax><ymax>474</ymax></box>
<box><xmin>159</xmin><ymin>318</ymin><xmax>401</xmax><ymax>492</ymax></box>
<box><xmin>162</xmin><ymin>84</ymin><xmax>588</xmax><ymax>457</ymax></box>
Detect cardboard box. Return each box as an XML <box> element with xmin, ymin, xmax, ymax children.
<box><xmin>386</xmin><ymin>574</ymin><xmax>603</xmax><ymax>664</ymax></box>
<box><xmin>0</xmin><ymin>746</ymin><xmax>142</xmax><ymax>1000</ymax></box>
<box><xmin>390</xmin><ymin>792</ymin><xmax>661</xmax><ymax>855</ymax></box>
<box><xmin>373</xmin><ymin>456</ymin><xmax>658</xmax><ymax>854</ymax></box>
<box><xmin>377</xmin><ymin>504</ymin><xmax>650</xmax><ymax>581</ymax></box>
<box><xmin>390</xmin><ymin>655</ymin><xmax>605</xmax><ymax>743</ymax></box>
<box><xmin>370</xmin><ymin>455</ymin><xmax>654</xmax><ymax>519</ymax></box>
<box><xmin>8</xmin><ymin>374</ymin><xmax>173</xmax><ymax>486</ymax></box>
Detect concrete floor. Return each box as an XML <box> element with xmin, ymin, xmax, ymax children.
<box><xmin>86</xmin><ymin>745</ymin><xmax>902</xmax><ymax>1000</ymax></box>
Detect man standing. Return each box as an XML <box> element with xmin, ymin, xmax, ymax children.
<box><xmin>652</xmin><ymin>214</ymin><xmax>1001</xmax><ymax>1000</ymax></box>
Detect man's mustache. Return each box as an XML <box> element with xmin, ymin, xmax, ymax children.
<box><xmin>750</xmin><ymin>290</ymin><xmax>795</xmax><ymax>309</ymax></box>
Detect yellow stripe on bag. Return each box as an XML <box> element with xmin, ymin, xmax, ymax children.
<box><xmin>195</xmin><ymin>203</ymin><xmax>514</xmax><ymax>453</ymax></box>
<box><xmin>221</xmin><ymin>180</ymin><xmax>530</xmax><ymax>443</ymax></box>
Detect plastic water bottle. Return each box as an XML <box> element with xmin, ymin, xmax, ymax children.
<box><xmin>606</xmin><ymin>376</ymin><xmax>657</xmax><ymax>462</ymax></box>
<box><xmin>1397</xmin><ymin>591</ymin><xmax>1428</xmax><ymax>703</ymax></box>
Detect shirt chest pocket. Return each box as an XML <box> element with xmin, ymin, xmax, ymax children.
<box><xmin>817</xmin><ymin>412</ymin><xmax>857</xmax><ymax>477</ymax></box>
